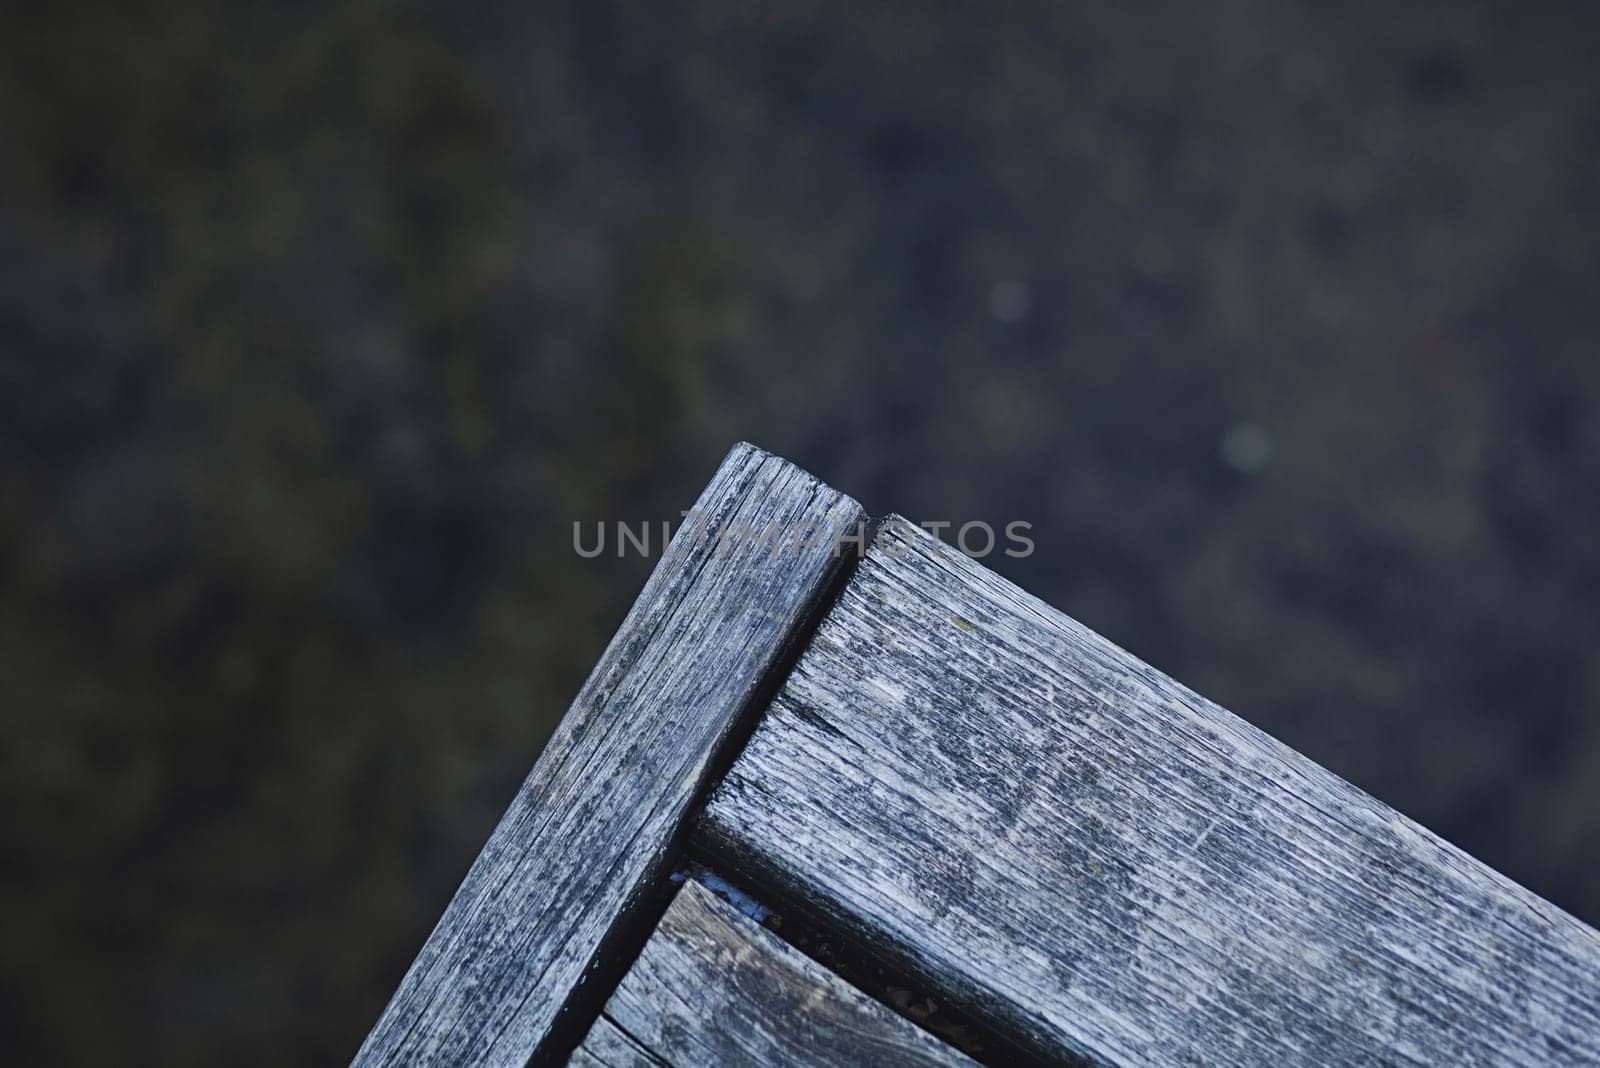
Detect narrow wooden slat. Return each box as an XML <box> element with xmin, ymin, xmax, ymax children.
<box><xmin>575</xmin><ymin>878</ymin><xmax>976</xmax><ymax>1066</ymax></box>
<box><xmin>568</xmin><ymin>1016</ymin><xmax>662</xmax><ymax>1068</ymax></box>
<box><xmin>354</xmin><ymin>443</ymin><xmax>864</xmax><ymax>1067</ymax></box>
<box><xmin>697</xmin><ymin>519</ymin><xmax>1600</xmax><ymax>1066</ymax></box>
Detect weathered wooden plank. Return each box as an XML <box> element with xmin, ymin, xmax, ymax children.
<box><xmin>568</xmin><ymin>1015</ymin><xmax>662</xmax><ymax>1068</ymax></box>
<box><xmin>354</xmin><ymin>443</ymin><xmax>864</xmax><ymax>1067</ymax></box>
<box><xmin>698</xmin><ymin>518</ymin><xmax>1600</xmax><ymax>1066</ymax></box>
<box><xmin>577</xmin><ymin>877</ymin><xmax>976</xmax><ymax>1066</ymax></box>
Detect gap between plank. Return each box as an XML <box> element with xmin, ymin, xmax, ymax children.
<box><xmin>530</xmin><ymin>516</ymin><xmax>874</xmax><ymax>1064</ymax></box>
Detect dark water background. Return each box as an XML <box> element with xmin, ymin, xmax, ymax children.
<box><xmin>2</xmin><ymin>2</ymin><xmax>1598</xmax><ymax>1063</ymax></box>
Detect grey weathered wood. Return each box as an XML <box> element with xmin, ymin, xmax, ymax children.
<box><xmin>354</xmin><ymin>443</ymin><xmax>864</xmax><ymax>1067</ymax></box>
<box><xmin>575</xmin><ymin>878</ymin><xmax>976</xmax><ymax>1066</ymax></box>
<box><xmin>568</xmin><ymin>1015</ymin><xmax>662</xmax><ymax>1068</ymax></box>
<box><xmin>698</xmin><ymin>518</ymin><xmax>1600</xmax><ymax>1066</ymax></box>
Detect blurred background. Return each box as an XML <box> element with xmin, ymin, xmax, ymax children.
<box><xmin>2</xmin><ymin>0</ymin><xmax>1598</xmax><ymax>1063</ymax></box>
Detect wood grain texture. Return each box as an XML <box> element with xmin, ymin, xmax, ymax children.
<box><xmin>698</xmin><ymin>518</ymin><xmax>1600</xmax><ymax>1066</ymax></box>
<box><xmin>575</xmin><ymin>878</ymin><xmax>976</xmax><ymax>1067</ymax></box>
<box><xmin>568</xmin><ymin>1016</ymin><xmax>662</xmax><ymax>1068</ymax></box>
<box><xmin>354</xmin><ymin>443</ymin><xmax>864</xmax><ymax>1067</ymax></box>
